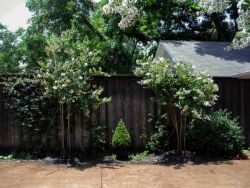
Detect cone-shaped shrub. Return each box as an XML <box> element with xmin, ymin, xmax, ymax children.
<box><xmin>112</xmin><ymin>119</ymin><xmax>131</xmax><ymax>148</ymax></box>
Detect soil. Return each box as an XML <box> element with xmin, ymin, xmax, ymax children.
<box><xmin>0</xmin><ymin>160</ymin><xmax>250</xmax><ymax>188</ymax></box>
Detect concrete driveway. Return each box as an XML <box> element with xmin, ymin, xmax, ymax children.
<box><xmin>0</xmin><ymin>160</ymin><xmax>250</xmax><ymax>188</ymax></box>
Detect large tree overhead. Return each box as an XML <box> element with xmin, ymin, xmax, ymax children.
<box><xmin>0</xmin><ymin>0</ymin><xmax>243</xmax><ymax>74</ymax></box>
<box><xmin>26</xmin><ymin>0</ymin><xmax>103</xmax><ymax>39</ymax></box>
<box><xmin>0</xmin><ymin>24</ymin><xmax>24</xmax><ymax>73</ymax></box>
<box><xmin>102</xmin><ymin>0</ymin><xmax>236</xmax><ymax>41</ymax></box>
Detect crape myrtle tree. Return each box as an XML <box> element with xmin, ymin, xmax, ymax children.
<box><xmin>134</xmin><ymin>57</ymin><xmax>219</xmax><ymax>153</ymax></box>
<box><xmin>37</xmin><ymin>28</ymin><xmax>110</xmax><ymax>158</ymax></box>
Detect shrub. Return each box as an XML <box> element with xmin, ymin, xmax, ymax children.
<box><xmin>111</xmin><ymin>154</ymin><xmax>117</xmax><ymax>161</ymax></box>
<box><xmin>145</xmin><ymin>116</ymin><xmax>169</xmax><ymax>154</ymax></box>
<box><xmin>0</xmin><ymin>154</ymin><xmax>13</xmax><ymax>160</ymax></box>
<box><xmin>189</xmin><ymin>109</ymin><xmax>245</xmax><ymax>158</ymax></box>
<box><xmin>3</xmin><ymin>77</ymin><xmax>57</xmax><ymax>151</ymax></box>
<box><xmin>129</xmin><ymin>150</ymin><xmax>149</xmax><ymax>161</ymax></box>
<box><xmin>86</xmin><ymin>123</ymin><xmax>106</xmax><ymax>156</ymax></box>
<box><xmin>112</xmin><ymin>119</ymin><xmax>131</xmax><ymax>148</ymax></box>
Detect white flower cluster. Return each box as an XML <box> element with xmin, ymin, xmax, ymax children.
<box><xmin>102</xmin><ymin>0</ymin><xmax>139</xmax><ymax>29</ymax></box>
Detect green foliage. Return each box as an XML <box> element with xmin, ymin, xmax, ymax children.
<box><xmin>0</xmin><ymin>151</ymin><xmax>35</xmax><ymax>161</ymax></box>
<box><xmin>111</xmin><ymin>154</ymin><xmax>117</xmax><ymax>161</ymax></box>
<box><xmin>3</xmin><ymin>77</ymin><xmax>57</xmax><ymax>150</ymax></box>
<box><xmin>242</xmin><ymin>150</ymin><xmax>250</xmax><ymax>157</ymax></box>
<box><xmin>3</xmin><ymin>77</ymin><xmax>56</xmax><ymax>130</ymax></box>
<box><xmin>26</xmin><ymin>0</ymin><xmax>95</xmax><ymax>36</ymax></box>
<box><xmin>103</xmin><ymin>0</ymin><xmax>235</xmax><ymax>41</ymax></box>
<box><xmin>129</xmin><ymin>150</ymin><xmax>149</xmax><ymax>161</ymax></box>
<box><xmin>86</xmin><ymin>123</ymin><xmax>106</xmax><ymax>155</ymax></box>
<box><xmin>0</xmin><ymin>154</ymin><xmax>13</xmax><ymax>160</ymax></box>
<box><xmin>189</xmin><ymin>109</ymin><xmax>245</xmax><ymax>158</ymax></box>
<box><xmin>146</xmin><ymin>116</ymin><xmax>169</xmax><ymax>154</ymax></box>
<box><xmin>135</xmin><ymin>57</ymin><xmax>219</xmax><ymax>153</ymax></box>
<box><xmin>0</xmin><ymin>24</ymin><xmax>24</xmax><ymax>73</ymax></box>
<box><xmin>112</xmin><ymin>119</ymin><xmax>132</xmax><ymax>148</ymax></box>
<box><xmin>18</xmin><ymin>30</ymin><xmax>48</xmax><ymax>72</ymax></box>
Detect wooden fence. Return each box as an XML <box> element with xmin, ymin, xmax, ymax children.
<box><xmin>0</xmin><ymin>76</ymin><xmax>249</xmax><ymax>151</ymax></box>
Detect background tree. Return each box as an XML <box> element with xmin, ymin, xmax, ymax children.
<box><xmin>0</xmin><ymin>24</ymin><xmax>24</xmax><ymax>73</ymax></box>
<box><xmin>26</xmin><ymin>0</ymin><xmax>102</xmax><ymax>37</ymax></box>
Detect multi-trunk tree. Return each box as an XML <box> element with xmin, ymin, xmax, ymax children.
<box><xmin>37</xmin><ymin>28</ymin><xmax>109</xmax><ymax>158</ymax></box>
<box><xmin>135</xmin><ymin>57</ymin><xmax>219</xmax><ymax>153</ymax></box>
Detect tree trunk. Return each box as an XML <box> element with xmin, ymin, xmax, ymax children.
<box><xmin>59</xmin><ymin>103</ymin><xmax>65</xmax><ymax>159</ymax></box>
<box><xmin>67</xmin><ymin>105</ymin><xmax>71</xmax><ymax>158</ymax></box>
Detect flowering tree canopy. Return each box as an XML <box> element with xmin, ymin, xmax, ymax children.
<box><xmin>102</xmin><ymin>0</ymin><xmax>249</xmax><ymax>49</ymax></box>
<box><xmin>102</xmin><ymin>0</ymin><xmax>139</xmax><ymax>29</ymax></box>
<box><xmin>37</xmin><ymin>29</ymin><xmax>109</xmax><ymax>108</ymax></box>
<box><xmin>135</xmin><ymin>57</ymin><xmax>218</xmax><ymax>119</ymax></box>
<box><xmin>135</xmin><ymin>57</ymin><xmax>219</xmax><ymax>153</ymax></box>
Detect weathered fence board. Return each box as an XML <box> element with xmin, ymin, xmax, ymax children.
<box><xmin>0</xmin><ymin>76</ymin><xmax>249</xmax><ymax>152</ymax></box>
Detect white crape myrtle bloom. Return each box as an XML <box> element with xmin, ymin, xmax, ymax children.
<box><xmin>203</xmin><ymin>101</ymin><xmax>211</xmax><ymax>107</ymax></box>
<box><xmin>102</xmin><ymin>0</ymin><xmax>139</xmax><ymax>29</ymax></box>
<box><xmin>192</xmin><ymin>110</ymin><xmax>202</xmax><ymax>119</ymax></box>
<box><xmin>197</xmin><ymin>89</ymin><xmax>205</xmax><ymax>98</ymax></box>
<box><xmin>183</xmin><ymin>89</ymin><xmax>191</xmax><ymax>95</ymax></box>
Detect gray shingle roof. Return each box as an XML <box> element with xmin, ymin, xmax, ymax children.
<box><xmin>155</xmin><ymin>40</ymin><xmax>250</xmax><ymax>78</ymax></box>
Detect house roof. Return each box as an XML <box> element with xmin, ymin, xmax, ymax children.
<box><xmin>155</xmin><ymin>40</ymin><xmax>250</xmax><ymax>78</ymax></box>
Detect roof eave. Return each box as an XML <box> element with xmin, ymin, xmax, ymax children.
<box><xmin>232</xmin><ymin>72</ymin><xmax>250</xmax><ymax>79</ymax></box>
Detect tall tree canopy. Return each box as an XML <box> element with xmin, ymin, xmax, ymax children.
<box><xmin>26</xmin><ymin>0</ymin><xmax>101</xmax><ymax>37</ymax></box>
<box><xmin>0</xmin><ymin>0</ymin><xmax>244</xmax><ymax>74</ymax></box>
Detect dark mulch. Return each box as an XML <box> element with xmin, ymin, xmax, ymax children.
<box><xmin>0</xmin><ymin>151</ymin><xmax>227</xmax><ymax>168</ymax></box>
<box><xmin>36</xmin><ymin>151</ymin><xmax>209</xmax><ymax>167</ymax></box>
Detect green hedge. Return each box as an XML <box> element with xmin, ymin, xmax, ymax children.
<box><xmin>189</xmin><ymin>109</ymin><xmax>245</xmax><ymax>158</ymax></box>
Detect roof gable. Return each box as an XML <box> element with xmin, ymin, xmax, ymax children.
<box><xmin>155</xmin><ymin>41</ymin><xmax>250</xmax><ymax>78</ymax></box>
